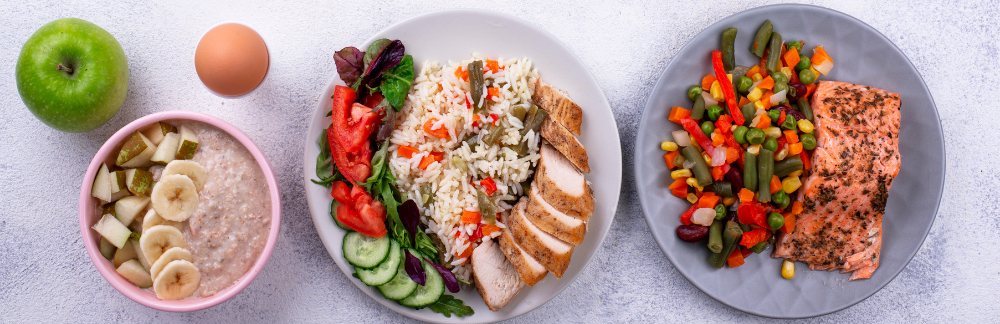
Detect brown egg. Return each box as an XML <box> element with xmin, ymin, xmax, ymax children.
<box><xmin>194</xmin><ymin>23</ymin><xmax>269</xmax><ymax>97</ymax></box>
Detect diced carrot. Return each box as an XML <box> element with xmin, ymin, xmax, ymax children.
<box><xmin>756</xmin><ymin>114</ymin><xmax>771</xmax><ymax>129</ymax></box>
<box><xmin>487</xmin><ymin>87</ymin><xmax>500</xmax><ymax>100</ymax></box>
<box><xmin>397</xmin><ymin>145</ymin><xmax>418</xmax><ymax>158</ymax></box>
<box><xmin>805</xmin><ymin>83</ymin><xmax>818</xmax><ymax>97</ymax></box>
<box><xmin>738</xmin><ymin>188</ymin><xmax>755</xmax><ymax>203</ymax></box>
<box><xmin>788</xmin><ymin>142</ymin><xmax>803</xmax><ymax>155</ymax></box>
<box><xmin>697</xmin><ymin>192</ymin><xmax>720</xmax><ymax>208</ymax></box>
<box><xmin>485</xmin><ymin>59</ymin><xmax>501</xmax><ymax>73</ymax></box>
<box><xmin>762</xmin><ymin>91</ymin><xmax>774</xmax><ymax>109</ymax></box>
<box><xmin>455</xmin><ymin>245</ymin><xmax>473</xmax><ymax>259</ymax></box>
<box><xmin>668</xmin><ymin>106</ymin><xmax>691</xmax><ymax>123</ymax></box>
<box><xmin>758</xmin><ymin>76</ymin><xmax>775</xmax><ymax>90</ymax></box>
<box><xmin>711</xmin><ymin>166</ymin><xmax>726</xmax><ymax>182</ymax></box>
<box><xmin>778</xmin><ymin>109</ymin><xmax>786</xmax><ymax>125</ymax></box>
<box><xmin>664</xmin><ymin>151</ymin><xmax>680</xmax><ymax>169</ymax></box>
<box><xmin>472</xmin><ymin>114</ymin><xmax>482</xmax><ymax>127</ymax></box>
<box><xmin>725</xmin><ymin>147</ymin><xmax>740</xmax><ymax>164</ymax></box>
<box><xmin>481</xmin><ymin>223</ymin><xmax>501</xmax><ymax>236</ymax></box>
<box><xmin>454</xmin><ymin>66</ymin><xmax>468</xmax><ymax>81</ymax></box>
<box><xmin>418</xmin><ymin>151</ymin><xmax>444</xmax><ymax>170</ymax></box>
<box><xmin>747</xmin><ymin>65</ymin><xmax>760</xmax><ymax>77</ymax></box>
<box><xmin>711</xmin><ymin>131</ymin><xmax>725</xmax><ymax>146</ymax></box>
<box><xmin>423</xmin><ymin>118</ymin><xmax>450</xmax><ymax>139</ymax></box>
<box><xmin>811</xmin><ymin>46</ymin><xmax>832</xmax><ymax>65</ymax></box>
<box><xmin>769</xmin><ymin>175</ymin><xmax>781</xmax><ymax>194</ymax></box>
<box><xmin>669</xmin><ymin>178</ymin><xmax>688</xmax><ymax>198</ymax></box>
<box><xmin>739</xmin><ymin>96</ymin><xmax>750</xmax><ymax>106</ymax></box>
<box><xmin>800</xmin><ymin>151</ymin><xmax>811</xmax><ymax>171</ymax></box>
<box><xmin>782</xmin><ymin>213</ymin><xmax>796</xmax><ymax>233</ymax></box>
<box><xmin>783</xmin><ymin>47</ymin><xmax>800</xmax><ymax>69</ymax></box>
<box><xmin>727</xmin><ymin>249</ymin><xmax>746</xmax><ymax>268</ymax></box>
<box><xmin>701</xmin><ymin>74</ymin><xmax>716</xmax><ymax>90</ymax></box>
<box><xmin>791</xmin><ymin>201</ymin><xmax>804</xmax><ymax>215</ymax></box>
<box><xmin>783</xmin><ymin>130</ymin><xmax>799</xmax><ymax>144</ymax></box>
<box><xmin>461</xmin><ymin>210</ymin><xmax>481</xmax><ymax>224</ymax></box>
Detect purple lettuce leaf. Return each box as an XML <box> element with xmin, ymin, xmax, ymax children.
<box><xmin>333</xmin><ymin>47</ymin><xmax>364</xmax><ymax>85</ymax></box>
<box><xmin>356</xmin><ymin>40</ymin><xmax>405</xmax><ymax>94</ymax></box>
<box><xmin>404</xmin><ymin>250</ymin><xmax>426</xmax><ymax>285</ymax></box>
<box><xmin>398</xmin><ymin>199</ymin><xmax>420</xmax><ymax>244</ymax></box>
<box><xmin>427</xmin><ymin>259</ymin><xmax>460</xmax><ymax>293</ymax></box>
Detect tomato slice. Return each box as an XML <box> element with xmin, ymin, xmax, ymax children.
<box><xmin>331</xmin><ymin>86</ymin><xmax>379</xmax><ymax>152</ymax></box>
<box><xmin>328</xmin><ymin>126</ymin><xmax>372</xmax><ymax>184</ymax></box>
<box><xmin>332</xmin><ymin>181</ymin><xmax>387</xmax><ymax>237</ymax></box>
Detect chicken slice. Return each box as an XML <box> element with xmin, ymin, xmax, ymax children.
<box><xmin>533</xmin><ymin>144</ymin><xmax>595</xmax><ymax>221</ymax></box>
<box><xmin>508</xmin><ymin>199</ymin><xmax>573</xmax><ymax>277</ymax></box>
<box><xmin>525</xmin><ymin>186</ymin><xmax>586</xmax><ymax>245</ymax></box>
<box><xmin>540</xmin><ymin>118</ymin><xmax>590</xmax><ymax>173</ymax></box>
<box><xmin>532</xmin><ymin>80</ymin><xmax>583</xmax><ymax>135</ymax></box>
<box><xmin>497</xmin><ymin>227</ymin><xmax>548</xmax><ymax>286</ymax></box>
<box><xmin>471</xmin><ymin>238</ymin><xmax>524</xmax><ymax>311</ymax></box>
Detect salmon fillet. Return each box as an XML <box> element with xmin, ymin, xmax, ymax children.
<box><xmin>772</xmin><ymin>81</ymin><xmax>901</xmax><ymax>280</ymax></box>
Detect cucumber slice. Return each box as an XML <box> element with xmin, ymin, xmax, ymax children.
<box><xmin>342</xmin><ymin>232</ymin><xmax>391</xmax><ymax>269</ymax></box>
<box><xmin>399</xmin><ymin>260</ymin><xmax>445</xmax><ymax>308</ymax></box>
<box><xmin>330</xmin><ymin>200</ymin><xmax>347</xmax><ymax>230</ymax></box>
<box><xmin>357</xmin><ymin>240</ymin><xmax>402</xmax><ymax>286</ymax></box>
<box><xmin>377</xmin><ymin>259</ymin><xmax>418</xmax><ymax>300</ymax></box>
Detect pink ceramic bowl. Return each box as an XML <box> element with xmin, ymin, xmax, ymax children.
<box><xmin>78</xmin><ymin>111</ymin><xmax>281</xmax><ymax>312</ymax></box>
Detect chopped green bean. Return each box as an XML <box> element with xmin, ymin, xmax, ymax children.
<box><xmin>710</xmin><ymin>182</ymin><xmax>734</xmax><ymax>198</ymax></box>
<box><xmin>797</xmin><ymin>97</ymin><xmax>814</xmax><ymax>121</ymax></box>
<box><xmin>743</xmin><ymin>152</ymin><xmax>758</xmax><ymax>191</ymax></box>
<box><xmin>468</xmin><ymin>61</ymin><xmax>485</xmax><ymax>111</ymax></box>
<box><xmin>714</xmin><ymin>204</ymin><xmax>727</xmax><ymax>220</ymax></box>
<box><xmin>707</xmin><ymin>221</ymin><xmax>724</xmax><ymax>254</ymax></box>
<box><xmin>691</xmin><ymin>95</ymin><xmax>706</xmax><ymax>120</ymax></box>
<box><xmin>766</xmin><ymin>32</ymin><xmax>783</xmax><ymax>73</ymax></box>
<box><xmin>757</xmin><ymin>149</ymin><xmax>774</xmax><ymax>203</ymax></box>
<box><xmin>750</xmin><ymin>20</ymin><xmax>773</xmax><ymax>58</ymax></box>
<box><xmin>709</xmin><ymin>220</ymin><xmax>743</xmax><ymax>268</ymax></box>
<box><xmin>773</xmin><ymin>156</ymin><xmax>803</xmax><ymax>177</ymax></box>
<box><xmin>750</xmin><ymin>240</ymin><xmax>769</xmax><ymax>253</ymax></box>
<box><xmin>721</xmin><ymin>28</ymin><xmax>738</xmax><ymax>71</ymax></box>
<box><xmin>682</xmin><ymin>146</ymin><xmax>713</xmax><ymax>186</ymax></box>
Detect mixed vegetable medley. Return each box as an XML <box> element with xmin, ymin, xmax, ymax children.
<box><xmin>314</xmin><ymin>39</ymin><xmax>473</xmax><ymax>317</ymax></box>
<box><xmin>662</xmin><ymin>20</ymin><xmax>834</xmax><ymax>278</ymax></box>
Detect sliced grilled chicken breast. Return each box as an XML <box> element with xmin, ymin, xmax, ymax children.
<box><xmin>508</xmin><ymin>200</ymin><xmax>573</xmax><ymax>278</ymax></box>
<box><xmin>540</xmin><ymin>118</ymin><xmax>590</xmax><ymax>173</ymax></box>
<box><xmin>498</xmin><ymin>228</ymin><xmax>547</xmax><ymax>286</ymax></box>
<box><xmin>472</xmin><ymin>238</ymin><xmax>524</xmax><ymax>311</ymax></box>
<box><xmin>525</xmin><ymin>186</ymin><xmax>586</xmax><ymax>245</ymax></box>
<box><xmin>533</xmin><ymin>144</ymin><xmax>595</xmax><ymax>221</ymax></box>
<box><xmin>532</xmin><ymin>80</ymin><xmax>583</xmax><ymax>135</ymax></box>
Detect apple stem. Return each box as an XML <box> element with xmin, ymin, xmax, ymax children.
<box><xmin>57</xmin><ymin>63</ymin><xmax>74</xmax><ymax>75</ymax></box>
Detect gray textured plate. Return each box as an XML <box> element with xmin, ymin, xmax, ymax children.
<box><xmin>635</xmin><ymin>4</ymin><xmax>944</xmax><ymax>318</ymax></box>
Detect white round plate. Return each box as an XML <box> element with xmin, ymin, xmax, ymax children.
<box><xmin>303</xmin><ymin>10</ymin><xmax>622</xmax><ymax>323</ymax></box>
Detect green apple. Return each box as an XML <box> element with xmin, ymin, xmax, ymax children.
<box><xmin>16</xmin><ymin>18</ymin><xmax>129</xmax><ymax>132</ymax></box>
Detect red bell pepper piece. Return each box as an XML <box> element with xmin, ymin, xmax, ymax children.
<box><xmin>739</xmin><ymin>228</ymin><xmax>771</xmax><ymax>248</ymax></box>
<box><xmin>480</xmin><ymin>177</ymin><xmax>498</xmax><ymax>196</ymax></box>
<box><xmin>679</xmin><ymin>204</ymin><xmax>698</xmax><ymax>225</ymax></box>
<box><xmin>711</xmin><ymin>50</ymin><xmax>745</xmax><ymax>125</ymax></box>
<box><xmin>680</xmin><ymin>118</ymin><xmax>714</xmax><ymax>155</ymax></box>
<box><xmin>737</xmin><ymin>201</ymin><xmax>768</xmax><ymax>228</ymax></box>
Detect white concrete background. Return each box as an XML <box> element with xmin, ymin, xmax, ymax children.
<box><xmin>1</xmin><ymin>0</ymin><xmax>996</xmax><ymax>322</ymax></box>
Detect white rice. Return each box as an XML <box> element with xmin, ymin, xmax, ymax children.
<box><xmin>388</xmin><ymin>55</ymin><xmax>541</xmax><ymax>282</ymax></box>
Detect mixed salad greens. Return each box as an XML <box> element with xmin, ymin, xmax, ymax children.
<box><xmin>314</xmin><ymin>39</ymin><xmax>473</xmax><ymax>317</ymax></box>
<box><xmin>662</xmin><ymin>20</ymin><xmax>834</xmax><ymax>279</ymax></box>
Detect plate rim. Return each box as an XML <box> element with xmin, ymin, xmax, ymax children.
<box><xmin>301</xmin><ymin>8</ymin><xmax>622</xmax><ymax>323</ymax></box>
<box><xmin>633</xmin><ymin>3</ymin><xmax>945</xmax><ymax>319</ymax></box>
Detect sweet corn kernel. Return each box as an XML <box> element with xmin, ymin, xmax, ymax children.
<box><xmin>797</xmin><ymin>119</ymin><xmax>815</xmax><ymax>133</ymax></box>
<box><xmin>710</xmin><ymin>81</ymin><xmax>724</xmax><ymax>101</ymax></box>
<box><xmin>782</xmin><ymin>177</ymin><xmax>802</xmax><ymax>194</ymax></box>
<box><xmin>660</xmin><ymin>141</ymin><xmax>679</xmax><ymax>152</ymax></box>
<box><xmin>781</xmin><ymin>259</ymin><xmax>795</xmax><ymax>279</ymax></box>
<box><xmin>702</xmin><ymin>153</ymin><xmax>712</xmax><ymax>165</ymax></box>
<box><xmin>726</xmin><ymin>73</ymin><xmax>733</xmax><ymax>82</ymax></box>
<box><xmin>751</xmin><ymin>73</ymin><xmax>763</xmax><ymax>82</ymax></box>
<box><xmin>765</xmin><ymin>127</ymin><xmax>782</xmax><ymax>138</ymax></box>
<box><xmin>685</xmin><ymin>177</ymin><xmax>702</xmax><ymax>191</ymax></box>
<box><xmin>747</xmin><ymin>88</ymin><xmax>763</xmax><ymax>101</ymax></box>
<box><xmin>747</xmin><ymin>144</ymin><xmax>761</xmax><ymax>155</ymax></box>
<box><xmin>788</xmin><ymin>170</ymin><xmax>803</xmax><ymax>178</ymax></box>
<box><xmin>686</xmin><ymin>193</ymin><xmax>699</xmax><ymax>204</ymax></box>
<box><xmin>780</xmin><ymin>66</ymin><xmax>793</xmax><ymax>79</ymax></box>
<box><xmin>723</xmin><ymin>197</ymin><xmax>736</xmax><ymax>206</ymax></box>
<box><xmin>670</xmin><ymin>169</ymin><xmax>692</xmax><ymax>179</ymax></box>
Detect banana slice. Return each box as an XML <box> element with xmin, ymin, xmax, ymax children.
<box><xmin>153</xmin><ymin>260</ymin><xmax>201</xmax><ymax>300</ymax></box>
<box><xmin>139</xmin><ymin>225</ymin><xmax>188</xmax><ymax>264</ymax></box>
<box><xmin>141</xmin><ymin>209</ymin><xmax>183</xmax><ymax>232</ymax></box>
<box><xmin>161</xmin><ymin>160</ymin><xmax>207</xmax><ymax>191</ymax></box>
<box><xmin>151</xmin><ymin>174</ymin><xmax>199</xmax><ymax>222</ymax></box>
<box><xmin>149</xmin><ymin>247</ymin><xmax>193</xmax><ymax>281</ymax></box>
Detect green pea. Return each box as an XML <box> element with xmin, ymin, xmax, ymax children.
<box><xmin>773</xmin><ymin>191</ymin><xmax>790</xmax><ymax>209</ymax></box>
<box><xmin>746</xmin><ymin>128</ymin><xmax>765</xmax><ymax>145</ymax></box>
<box><xmin>781</xmin><ymin>115</ymin><xmax>797</xmax><ymax>130</ymax></box>
<box><xmin>768</xmin><ymin>109</ymin><xmax>780</xmax><ymax>121</ymax></box>
<box><xmin>773</xmin><ymin>82</ymin><xmax>788</xmax><ymax>95</ymax></box>
<box><xmin>799</xmin><ymin>69</ymin><xmax>818</xmax><ymax>85</ymax></box>
<box><xmin>800</xmin><ymin>133</ymin><xmax>817</xmax><ymax>150</ymax></box>
<box><xmin>733</xmin><ymin>126</ymin><xmax>749</xmax><ymax>144</ymax></box>
<box><xmin>687</xmin><ymin>85</ymin><xmax>702</xmax><ymax>101</ymax></box>
<box><xmin>772</xmin><ymin>72</ymin><xmax>788</xmax><ymax>85</ymax></box>
<box><xmin>786</xmin><ymin>40</ymin><xmax>803</xmax><ymax>51</ymax></box>
<box><xmin>701</xmin><ymin>121</ymin><xmax>715</xmax><ymax>135</ymax></box>
<box><xmin>763</xmin><ymin>138</ymin><xmax>778</xmax><ymax>151</ymax></box>
<box><xmin>706</xmin><ymin>105</ymin><xmax>723</xmax><ymax>121</ymax></box>
<box><xmin>795</xmin><ymin>56</ymin><xmax>811</xmax><ymax>71</ymax></box>
<box><xmin>767</xmin><ymin>212</ymin><xmax>785</xmax><ymax>231</ymax></box>
<box><xmin>714</xmin><ymin>204</ymin><xmax>727</xmax><ymax>220</ymax></box>
<box><xmin>736</xmin><ymin>76</ymin><xmax>753</xmax><ymax>94</ymax></box>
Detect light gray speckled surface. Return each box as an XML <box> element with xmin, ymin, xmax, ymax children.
<box><xmin>0</xmin><ymin>1</ymin><xmax>997</xmax><ymax>322</ymax></box>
